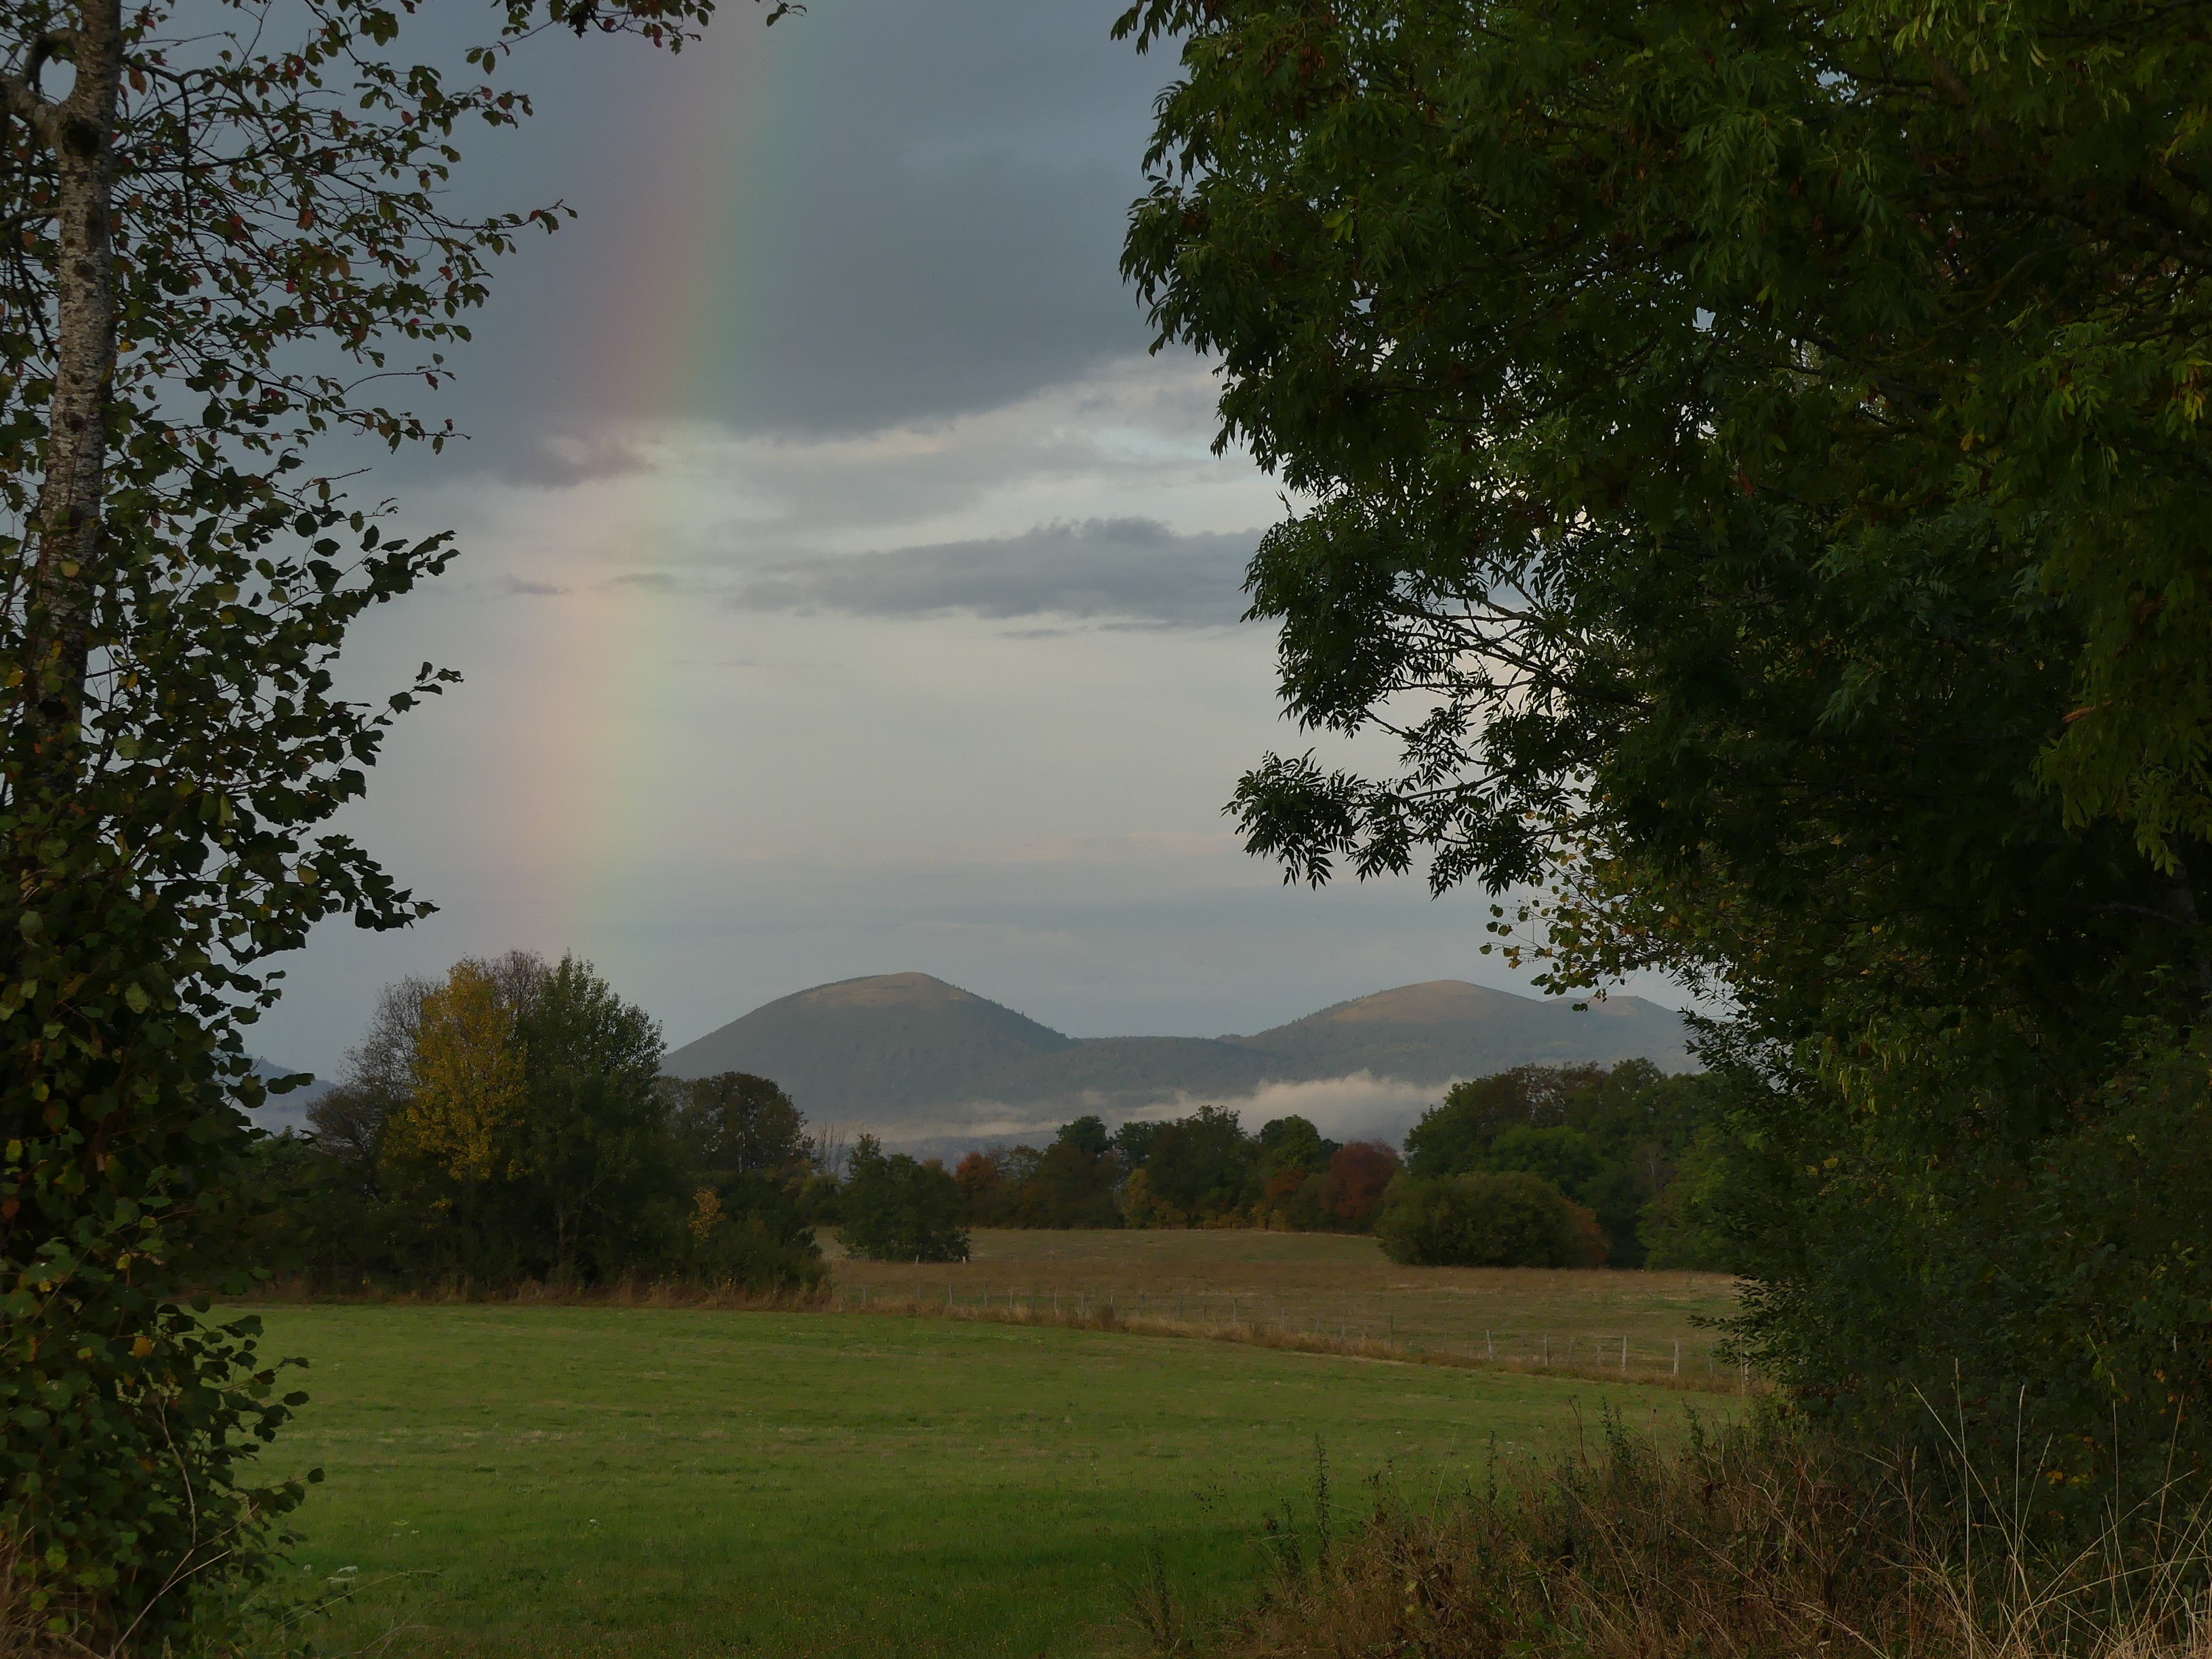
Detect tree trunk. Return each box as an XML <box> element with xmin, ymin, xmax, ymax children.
<box><xmin>20</xmin><ymin>2</ymin><xmax>123</xmax><ymax>761</ymax></box>
<box><xmin>2169</xmin><ymin>855</ymin><xmax>2212</xmax><ymax>1012</ymax></box>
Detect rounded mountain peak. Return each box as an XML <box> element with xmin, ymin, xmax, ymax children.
<box><xmin>779</xmin><ymin>972</ymin><xmax>983</xmax><ymax>1012</ymax></box>
<box><xmin>1303</xmin><ymin>980</ymin><xmax>1532</xmax><ymax>1026</ymax></box>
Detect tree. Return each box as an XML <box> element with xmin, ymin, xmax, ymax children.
<box><xmin>1256</xmin><ymin>1115</ymin><xmax>1332</xmax><ymax>1185</ymax></box>
<box><xmin>282</xmin><ymin>956</ymin><xmax>822</xmax><ymax>1295</ymax></box>
<box><xmin>1021</xmin><ymin>1124</ymin><xmax>1121</xmax><ymax>1228</ymax></box>
<box><xmin>1118</xmin><ymin>0</ymin><xmax>2212</xmax><ymax>1498</ymax></box>
<box><xmin>840</xmin><ymin>1136</ymin><xmax>968</xmax><ymax>1263</ymax></box>
<box><xmin>1056</xmin><ymin>1113</ymin><xmax>1112</xmax><ymax>1162</ymax></box>
<box><xmin>1111</xmin><ymin>1117</ymin><xmax>1168</xmax><ymax>1174</ymax></box>
<box><xmin>1136</xmin><ymin>1105</ymin><xmax>1258</xmax><ymax>1224</ymax></box>
<box><xmin>1401</xmin><ymin>1064</ymin><xmax>1708</xmax><ymax>1263</ymax></box>
<box><xmin>1318</xmin><ymin>1141</ymin><xmax>1399</xmax><ymax>1230</ymax></box>
<box><xmin>511</xmin><ymin>954</ymin><xmax>668</xmax><ymax>1283</ymax></box>
<box><xmin>389</xmin><ymin>960</ymin><xmax>528</xmax><ymax>1189</ymax></box>
<box><xmin>954</xmin><ymin>1147</ymin><xmax>1015</xmax><ymax>1226</ymax></box>
<box><xmin>671</xmin><ymin>1072</ymin><xmax>812</xmax><ymax>1183</ymax></box>
<box><xmin>1404</xmin><ymin>1068</ymin><xmax>1601</xmax><ymax>1178</ymax></box>
<box><xmin>0</xmin><ymin>2</ymin><xmax>777</xmax><ymax>1636</ymax></box>
<box><xmin>1486</xmin><ymin>1128</ymin><xmax>1604</xmax><ymax>1200</ymax></box>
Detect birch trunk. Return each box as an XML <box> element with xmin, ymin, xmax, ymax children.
<box><xmin>14</xmin><ymin>2</ymin><xmax>123</xmax><ymax>760</ymax></box>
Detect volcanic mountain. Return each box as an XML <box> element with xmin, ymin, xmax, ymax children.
<box><xmin>663</xmin><ymin>972</ymin><xmax>1691</xmax><ymax>1145</ymax></box>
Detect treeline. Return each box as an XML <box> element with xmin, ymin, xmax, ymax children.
<box><xmin>255</xmin><ymin>952</ymin><xmax>832</xmax><ymax>1294</ymax></box>
<box><xmin>837</xmin><ymin>1057</ymin><xmax>1740</xmax><ymax>1269</ymax></box>
<box><xmin>258</xmin><ymin>953</ymin><xmax>1734</xmax><ymax>1281</ymax></box>
<box><xmin>945</xmin><ymin>1107</ymin><xmax>1399</xmax><ymax>1235</ymax></box>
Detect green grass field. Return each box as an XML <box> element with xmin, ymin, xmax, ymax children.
<box><xmin>258</xmin><ymin>1304</ymin><xmax>1720</xmax><ymax>1658</ymax></box>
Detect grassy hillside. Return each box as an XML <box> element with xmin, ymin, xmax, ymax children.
<box><xmin>258</xmin><ymin>1305</ymin><xmax>1716</xmax><ymax>1659</ymax></box>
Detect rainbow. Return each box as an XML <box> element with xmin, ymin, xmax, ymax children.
<box><xmin>493</xmin><ymin>16</ymin><xmax>820</xmax><ymax>955</ymax></box>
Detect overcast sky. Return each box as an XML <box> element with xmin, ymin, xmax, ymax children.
<box><xmin>254</xmin><ymin>0</ymin><xmax>1683</xmax><ymax>1076</ymax></box>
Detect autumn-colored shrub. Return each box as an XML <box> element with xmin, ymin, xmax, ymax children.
<box><xmin>1319</xmin><ymin>1142</ymin><xmax>1400</xmax><ymax>1229</ymax></box>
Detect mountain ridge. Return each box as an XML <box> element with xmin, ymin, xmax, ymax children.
<box><xmin>664</xmin><ymin>972</ymin><xmax>1691</xmax><ymax>1144</ymax></box>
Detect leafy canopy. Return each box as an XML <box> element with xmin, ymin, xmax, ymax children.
<box><xmin>1118</xmin><ymin>0</ymin><xmax>2212</xmax><ymax>1502</ymax></box>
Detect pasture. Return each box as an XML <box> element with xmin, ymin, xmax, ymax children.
<box><xmin>258</xmin><ymin>1302</ymin><xmax>1727</xmax><ymax>1658</ymax></box>
<box><xmin>827</xmin><ymin>1229</ymin><xmax>1742</xmax><ymax>1383</ymax></box>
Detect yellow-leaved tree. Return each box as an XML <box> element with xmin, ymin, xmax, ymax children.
<box><xmin>393</xmin><ymin>960</ymin><xmax>527</xmax><ymax>1187</ymax></box>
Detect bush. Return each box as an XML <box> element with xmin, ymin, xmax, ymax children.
<box><xmin>1374</xmin><ymin>1171</ymin><xmax>1599</xmax><ymax>1267</ymax></box>
<box><xmin>682</xmin><ymin>1172</ymin><xmax>825</xmax><ymax>1294</ymax></box>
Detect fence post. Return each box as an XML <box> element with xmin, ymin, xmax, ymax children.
<box><xmin>1673</xmin><ymin>1340</ymin><xmax>1681</xmax><ymax>1376</ymax></box>
<box><xmin>1620</xmin><ymin>1336</ymin><xmax>1628</xmax><ymax>1373</ymax></box>
<box><xmin>1486</xmin><ymin>1330</ymin><xmax>1494</xmax><ymax>1361</ymax></box>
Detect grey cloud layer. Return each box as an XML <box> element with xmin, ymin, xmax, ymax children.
<box><xmin>726</xmin><ymin>520</ymin><xmax>1260</xmax><ymax>628</ymax></box>
<box><xmin>361</xmin><ymin>0</ymin><xmax>1168</xmax><ymax>479</ymax></box>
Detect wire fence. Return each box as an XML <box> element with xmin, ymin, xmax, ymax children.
<box><xmin>828</xmin><ymin>1279</ymin><xmax>1750</xmax><ymax>1393</ymax></box>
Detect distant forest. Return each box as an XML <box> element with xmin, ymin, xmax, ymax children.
<box><xmin>252</xmin><ymin>953</ymin><xmax>1738</xmax><ymax>1287</ymax></box>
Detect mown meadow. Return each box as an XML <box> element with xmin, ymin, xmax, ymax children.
<box><xmin>827</xmin><ymin>1229</ymin><xmax>1742</xmax><ymax>1382</ymax></box>
<box><xmin>255</xmin><ymin>1301</ymin><xmax>1723</xmax><ymax>1658</ymax></box>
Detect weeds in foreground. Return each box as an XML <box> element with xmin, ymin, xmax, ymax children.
<box><xmin>1121</xmin><ymin>1535</ymin><xmax>1191</xmax><ymax>1656</ymax></box>
<box><xmin>3</xmin><ymin>1519</ymin><xmax>442</xmax><ymax>1659</ymax></box>
<box><xmin>1173</xmin><ymin>1412</ymin><xmax>2212</xmax><ymax>1659</ymax></box>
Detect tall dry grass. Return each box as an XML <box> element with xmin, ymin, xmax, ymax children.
<box><xmin>1170</xmin><ymin>1411</ymin><xmax>2212</xmax><ymax>1659</ymax></box>
<box><xmin>0</xmin><ymin>1535</ymin><xmax>74</xmax><ymax>1659</ymax></box>
<box><xmin>234</xmin><ymin>1272</ymin><xmax>830</xmax><ymax>1311</ymax></box>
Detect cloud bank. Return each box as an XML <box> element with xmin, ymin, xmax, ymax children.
<box><xmin>863</xmin><ymin>1071</ymin><xmax>1450</xmax><ymax>1160</ymax></box>
<box><xmin>729</xmin><ymin>518</ymin><xmax>1258</xmax><ymax>628</ymax></box>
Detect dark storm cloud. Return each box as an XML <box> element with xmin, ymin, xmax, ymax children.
<box><xmin>375</xmin><ymin>0</ymin><xmax>1171</xmax><ymax>479</ymax></box>
<box><xmin>714</xmin><ymin>148</ymin><xmax>1144</xmax><ymax>434</ymax></box>
<box><xmin>729</xmin><ymin>519</ymin><xmax>1258</xmax><ymax>628</ymax></box>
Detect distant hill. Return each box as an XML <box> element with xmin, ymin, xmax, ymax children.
<box><xmin>1238</xmin><ymin>981</ymin><xmax>1681</xmax><ymax>1079</ymax></box>
<box><xmin>667</xmin><ymin>972</ymin><xmax>1077</xmax><ymax>1114</ymax></box>
<box><xmin>664</xmin><ymin>972</ymin><xmax>1691</xmax><ymax>1149</ymax></box>
<box><xmin>242</xmin><ymin>1058</ymin><xmax>333</xmax><ymax>1134</ymax></box>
